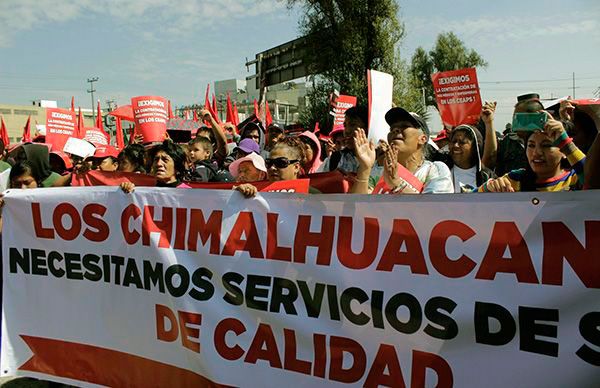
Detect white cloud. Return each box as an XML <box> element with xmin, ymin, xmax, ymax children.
<box><xmin>408</xmin><ymin>11</ymin><xmax>600</xmax><ymax>46</ymax></box>
<box><xmin>0</xmin><ymin>0</ymin><xmax>285</xmax><ymax>47</ymax></box>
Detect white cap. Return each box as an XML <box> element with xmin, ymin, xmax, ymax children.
<box><xmin>229</xmin><ymin>152</ymin><xmax>267</xmax><ymax>178</ymax></box>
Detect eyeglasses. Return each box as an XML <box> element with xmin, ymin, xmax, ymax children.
<box><xmin>265</xmin><ymin>157</ymin><xmax>299</xmax><ymax>169</ymax></box>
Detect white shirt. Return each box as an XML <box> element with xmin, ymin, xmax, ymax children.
<box><xmin>452</xmin><ymin>165</ymin><xmax>477</xmax><ymax>193</ymax></box>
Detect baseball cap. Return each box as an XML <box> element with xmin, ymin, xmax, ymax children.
<box><xmin>235</xmin><ymin>138</ymin><xmax>260</xmax><ymax>155</ymax></box>
<box><xmin>516</xmin><ymin>93</ymin><xmax>544</xmax><ymax>112</ymax></box>
<box><xmin>229</xmin><ymin>152</ymin><xmax>267</xmax><ymax>178</ymax></box>
<box><xmin>385</xmin><ymin>107</ymin><xmax>430</xmax><ymax>137</ymax></box>
<box><xmin>517</xmin><ymin>93</ymin><xmax>541</xmax><ymax>103</ymax></box>
<box><xmin>89</xmin><ymin>145</ymin><xmax>120</xmax><ymax>159</ymax></box>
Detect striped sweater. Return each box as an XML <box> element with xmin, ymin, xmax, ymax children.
<box><xmin>479</xmin><ymin>132</ymin><xmax>585</xmax><ymax>192</ymax></box>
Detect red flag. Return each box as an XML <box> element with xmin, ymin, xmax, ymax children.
<box><xmin>22</xmin><ymin>115</ymin><xmax>32</xmax><ymax>142</ymax></box>
<box><xmin>193</xmin><ymin>110</ymin><xmax>199</xmax><ymax>123</ymax></box>
<box><xmin>265</xmin><ymin>100</ymin><xmax>273</xmax><ymax>128</ymax></box>
<box><xmin>95</xmin><ymin>101</ymin><xmax>103</xmax><ymax>131</ymax></box>
<box><xmin>204</xmin><ymin>84</ymin><xmax>211</xmax><ymax>111</ymax></box>
<box><xmin>115</xmin><ymin>117</ymin><xmax>125</xmax><ymax>150</ymax></box>
<box><xmin>168</xmin><ymin>100</ymin><xmax>174</xmax><ymax>119</ymax></box>
<box><xmin>253</xmin><ymin>99</ymin><xmax>259</xmax><ymax>118</ymax></box>
<box><xmin>233</xmin><ymin>103</ymin><xmax>240</xmax><ymax>126</ymax></box>
<box><xmin>75</xmin><ymin>107</ymin><xmax>84</xmax><ymax>139</ymax></box>
<box><xmin>70</xmin><ymin>96</ymin><xmax>75</xmax><ymax>113</ymax></box>
<box><xmin>97</xmin><ymin>101</ymin><xmax>111</xmax><ymax>144</ymax></box>
<box><xmin>0</xmin><ymin>115</ymin><xmax>10</xmax><ymax>146</ymax></box>
<box><xmin>226</xmin><ymin>93</ymin><xmax>235</xmax><ymax>124</ymax></box>
<box><xmin>212</xmin><ymin>94</ymin><xmax>218</xmax><ymax>119</ymax></box>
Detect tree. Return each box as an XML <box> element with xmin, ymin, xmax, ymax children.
<box><xmin>410</xmin><ymin>32</ymin><xmax>487</xmax><ymax>108</ymax></box>
<box><xmin>286</xmin><ymin>0</ymin><xmax>423</xmax><ymax>131</ymax></box>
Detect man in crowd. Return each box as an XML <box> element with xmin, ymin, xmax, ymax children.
<box><xmin>319</xmin><ymin>105</ymin><xmax>369</xmax><ymax>173</ymax></box>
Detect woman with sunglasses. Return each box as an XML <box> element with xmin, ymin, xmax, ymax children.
<box><xmin>234</xmin><ymin>138</ymin><xmax>318</xmax><ymax>197</ymax></box>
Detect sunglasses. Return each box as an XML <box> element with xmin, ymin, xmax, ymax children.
<box><xmin>265</xmin><ymin>157</ymin><xmax>299</xmax><ymax>169</ymax></box>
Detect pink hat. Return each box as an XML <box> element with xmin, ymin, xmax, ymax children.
<box><xmin>329</xmin><ymin>128</ymin><xmax>344</xmax><ymax>138</ymax></box>
<box><xmin>229</xmin><ymin>152</ymin><xmax>267</xmax><ymax>178</ymax></box>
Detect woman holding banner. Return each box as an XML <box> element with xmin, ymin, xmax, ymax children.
<box><xmin>120</xmin><ymin>140</ymin><xmax>190</xmax><ymax>192</ymax></box>
<box><xmin>479</xmin><ymin>112</ymin><xmax>585</xmax><ymax>192</ymax></box>
<box><xmin>234</xmin><ymin>137</ymin><xmax>318</xmax><ymax>196</ymax></box>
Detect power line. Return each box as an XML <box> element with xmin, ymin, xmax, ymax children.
<box><xmin>479</xmin><ymin>76</ymin><xmax>600</xmax><ymax>84</ymax></box>
<box><xmin>481</xmin><ymin>87</ymin><xmax>583</xmax><ymax>92</ymax></box>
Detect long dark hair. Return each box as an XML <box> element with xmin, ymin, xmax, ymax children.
<box><xmin>148</xmin><ymin>140</ymin><xmax>187</xmax><ymax>181</ymax></box>
<box><xmin>9</xmin><ymin>161</ymin><xmax>41</xmax><ymax>187</ymax></box>
<box><xmin>520</xmin><ymin>132</ymin><xmax>569</xmax><ymax>192</ymax></box>
<box><xmin>118</xmin><ymin>144</ymin><xmax>146</xmax><ymax>173</ymax></box>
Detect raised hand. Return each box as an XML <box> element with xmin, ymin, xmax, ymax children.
<box><xmin>559</xmin><ymin>99</ymin><xmax>576</xmax><ymax>122</ymax></box>
<box><xmin>481</xmin><ymin>101</ymin><xmax>497</xmax><ymax>126</ymax></box>
<box><xmin>543</xmin><ymin>111</ymin><xmax>566</xmax><ymax>143</ymax></box>
<box><xmin>325</xmin><ymin>138</ymin><xmax>336</xmax><ymax>157</ymax></box>
<box><xmin>199</xmin><ymin>108</ymin><xmax>212</xmax><ymax>121</ymax></box>
<box><xmin>353</xmin><ymin>128</ymin><xmax>376</xmax><ymax>170</ymax></box>
<box><xmin>383</xmin><ymin>143</ymin><xmax>400</xmax><ymax>188</ymax></box>
<box><xmin>133</xmin><ymin>133</ymin><xmax>144</xmax><ymax>144</ymax></box>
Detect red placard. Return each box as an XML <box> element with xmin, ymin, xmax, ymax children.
<box><xmin>431</xmin><ymin>67</ymin><xmax>482</xmax><ymax>127</ymax></box>
<box><xmin>131</xmin><ymin>96</ymin><xmax>168</xmax><ymax>143</ymax></box>
<box><xmin>260</xmin><ymin>179</ymin><xmax>309</xmax><ymax>193</ymax></box>
<box><xmin>83</xmin><ymin>127</ymin><xmax>109</xmax><ymax>146</ymax></box>
<box><xmin>45</xmin><ymin>108</ymin><xmax>77</xmax><ymax>151</ymax></box>
<box><xmin>331</xmin><ymin>95</ymin><xmax>357</xmax><ymax>131</ymax></box>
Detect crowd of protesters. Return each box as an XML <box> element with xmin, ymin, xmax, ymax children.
<box><xmin>0</xmin><ymin>92</ymin><xmax>599</xmax><ymax>203</ymax></box>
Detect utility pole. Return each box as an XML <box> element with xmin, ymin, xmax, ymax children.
<box><xmin>572</xmin><ymin>72</ymin><xmax>576</xmax><ymax>99</ymax></box>
<box><xmin>106</xmin><ymin>99</ymin><xmax>116</xmax><ymax>140</ymax></box>
<box><xmin>87</xmin><ymin>77</ymin><xmax>99</xmax><ymax>122</ymax></box>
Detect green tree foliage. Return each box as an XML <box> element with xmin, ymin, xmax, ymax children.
<box><xmin>286</xmin><ymin>0</ymin><xmax>423</xmax><ymax>131</ymax></box>
<box><xmin>410</xmin><ymin>32</ymin><xmax>487</xmax><ymax>108</ymax></box>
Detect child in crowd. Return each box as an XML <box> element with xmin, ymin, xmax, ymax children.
<box><xmin>186</xmin><ymin>136</ymin><xmax>232</xmax><ymax>182</ymax></box>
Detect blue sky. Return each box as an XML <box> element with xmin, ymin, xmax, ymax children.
<box><xmin>1</xmin><ymin>0</ymin><xmax>599</xmax><ymax>128</ymax></box>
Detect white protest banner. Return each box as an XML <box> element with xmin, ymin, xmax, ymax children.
<box><xmin>368</xmin><ymin>69</ymin><xmax>393</xmax><ymax>144</ymax></box>
<box><xmin>2</xmin><ymin>188</ymin><xmax>600</xmax><ymax>387</ymax></box>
